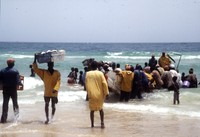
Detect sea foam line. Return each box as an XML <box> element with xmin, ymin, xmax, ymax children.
<box><xmin>104</xmin><ymin>55</ymin><xmax>200</xmax><ymax>60</ymax></box>
<box><xmin>105</xmin><ymin>103</ymin><xmax>200</xmax><ymax>118</ymax></box>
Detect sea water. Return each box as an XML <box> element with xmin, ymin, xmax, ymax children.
<box><xmin>0</xmin><ymin>42</ymin><xmax>200</xmax><ymax>120</ymax></box>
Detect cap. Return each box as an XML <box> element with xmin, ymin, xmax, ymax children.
<box><xmin>7</xmin><ymin>58</ymin><xmax>15</xmax><ymax>64</ymax></box>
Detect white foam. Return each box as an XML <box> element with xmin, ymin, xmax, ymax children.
<box><xmin>18</xmin><ymin>100</ymin><xmax>37</xmax><ymax>105</ymax></box>
<box><xmin>1</xmin><ymin>54</ymin><xmax>33</xmax><ymax>59</ymax></box>
<box><xmin>184</xmin><ymin>55</ymin><xmax>200</xmax><ymax>59</ymax></box>
<box><xmin>24</xmin><ymin>77</ymin><xmax>43</xmax><ymax>90</ymax></box>
<box><xmin>107</xmin><ymin>52</ymin><xmax>123</xmax><ymax>56</ymax></box>
<box><xmin>58</xmin><ymin>91</ymin><xmax>86</xmax><ymax>102</ymax></box>
<box><xmin>105</xmin><ymin>103</ymin><xmax>169</xmax><ymax>113</ymax></box>
<box><xmin>105</xmin><ymin>102</ymin><xmax>200</xmax><ymax>118</ymax></box>
<box><xmin>105</xmin><ymin>56</ymin><xmax>148</xmax><ymax>60</ymax></box>
<box><xmin>66</xmin><ymin>56</ymin><xmax>87</xmax><ymax>59</ymax></box>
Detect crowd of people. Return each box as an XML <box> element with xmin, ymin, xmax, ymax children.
<box><xmin>0</xmin><ymin>52</ymin><xmax>198</xmax><ymax>127</ymax></box>
<box><xmin>72</xmin><ymin>52</ymin><xmax>198</xmax><ymax>103</ymax></box>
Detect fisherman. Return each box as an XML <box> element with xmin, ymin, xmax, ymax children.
<box><xmin>85</xmin><ymin>61</ymin><xmax>109</xmax><ymax>128</ymax></box>
<box><xmin>67</xmin><ymin>67</ymin><xmax>76</xmax><ymax>84</ymax></box>
<box><xmin>143</xmin><ymin>66</ymin><xmax>154</xmax><ymax>92</ymax></box>
<box><xmin>33</xmin><ymin>55</ymin><xmax>61</xmax><ymax>124</ymax></box>
<box><xmin>169</xmin><ymin>64</ymin><xmax>182</xmax><ymax>87</ymax></box>
<box><xmin>0</xmin><ymin>58</ymin><xmax>22</xmax><ymax>123</ymax></box>
<box><xmin>131</xmin><ymin>65</ymin><xmax>143</xmax><ymax>99</ymax></box>
<box><xmin>74</xmin><ymin>68</ymin><xmax>79</xmax><ymax>83</ymax></box>
<box><xmin>149</xmin><ymin>54</ymin><xmax>157</xmax><ymax>72</ymax></box>
<box><xmin>186</xmin><ymin>68</ymin><xmax>198</xmax><ymax>88</ymax></box>
<box><xmin>158</xmin><ymin>52</ymin><xmax>171</xmax><ymax>68</ymax></box>
<box><xmin>151</xmin><ymin>69</ymin><xmax>163</xmax><ymax>89</ymax></box>
<box><xmin>117</xmin><ymin>64</ymin><xmax>134</xmax><ymax>102</ymax></box>
<box><xmin>161</xmin><ymin>65</ymin><xmax>173</xmax><ymax>90</ymax></box>
<box><xmin>172</xmin><ymin>76</ymin><xmax>180</xmax><ymax>105</ymax></box>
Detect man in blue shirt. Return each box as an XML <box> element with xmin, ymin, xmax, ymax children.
<box><xmin>0</xmin><ymin>58</ymin><xmax>21</xmax><ymax>123</ymax></box>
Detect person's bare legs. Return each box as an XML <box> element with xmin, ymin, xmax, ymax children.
<box><xmin>177</xmin><ymin>93</ymin><xmax>180</xmax><ymax>104</ymax></box>
<box><xmin>99</xmin><ymin>109</ymin><xmax>105</xmax><ymax>128</ymax></box>
<box><xmin>173</xmin><ymin>93</ymin><xmax>176</xmax><ymax>105</ymax></box>
<box><xmin>90</xmin><ymin>111</ymin><xmax>94</xmax><ymax>128</ymax></box>
<box><xmin>51</xmin><ymin>101</ymin><xmax>56</xmax><ymax>120</ymax></box>
<box><xmin>45</xmin><ymin>102</ymin><xmax>49</xmax><ymax>124</ymax></box>
<box><xmin>44</xmin><ymin>97</ymin><xmax>50</xmax><ymax>124</ymax></box>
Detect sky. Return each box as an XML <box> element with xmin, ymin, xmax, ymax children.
<box><xmin>0</xmin><ymin>0</ymin><xmax>200</xmax><ymax>43</ymax></box>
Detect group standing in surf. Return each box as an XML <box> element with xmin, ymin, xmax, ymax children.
<box><xmin>68</xmin><ymin>52</ymin><xmax>198</xmax><ymax>103</ymax></box>
<box><xmin>0</xmin><ymin>51</ymin><xmax>198</xmax><ymax>126</ymax></box>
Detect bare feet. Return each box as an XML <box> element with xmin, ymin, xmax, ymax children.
<box><xmin>45</xmin><ymin>119</ymin><xmax>49</xmax><ymax>124</ymax></box>
<box><xmin>51</xmin><ymin>115</ymin><xmax>54</xmax><ymax>121</ymax></box>
<box><xmin>101</xmin><ymin>123</ymin><xmax>105</xmax><ymax>128</ymax></box>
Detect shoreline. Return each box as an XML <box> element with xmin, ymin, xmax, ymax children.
<box><xmin>0</xmin><ymin>101</ymin><xmax>200</xmax><ymax>137</ymax></box>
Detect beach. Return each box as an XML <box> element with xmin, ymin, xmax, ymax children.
<box><xmin>1</xmin><ymin>93</ymin><xmax>200</xmax><ymax>137</ymax></box>
<box><xmin>1</xmin><ymin>0</ymin><xmax>200</xmax><ymax>134</ymax></box>
<box><xmin>0</xmin><ymin>43</ymin><xmax>200</xmax><ymax>137</ymax></box>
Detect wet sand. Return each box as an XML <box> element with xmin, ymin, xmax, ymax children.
<box><xmin>0</xmin><ymin>101</ymin><xmax>200</xmax><ymax>137</ymax></box>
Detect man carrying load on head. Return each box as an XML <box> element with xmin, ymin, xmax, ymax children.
<box><xmin>33</xmin><ymin>54</ymin><xmax>61</xmax><ymax>124</ymax></box>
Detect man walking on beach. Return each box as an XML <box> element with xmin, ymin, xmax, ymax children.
<box><xmin>33</xmin><ymin>55</ymin><xmax>61</xmax><ymax>124</ymax></box>
<box><xmin>85</xmin><ymin>61</ymin><xmax>109</xmax><ymax>128</ymax></box>
<box><xmin>0</xmin><ymin>58</ymin><xmax>21</xmax><ymax>123</ymax></box>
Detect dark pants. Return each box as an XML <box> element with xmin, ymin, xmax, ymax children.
<box><xmin>130</xmin><ymin>89</ymin><xmax>142</xmax><ymax>99</ymax></box>
<box><xmin>119</xmin><ymin>90</ymin><xmax>130</xmax><ymax>102</ymax></box>
<box><xmin>130</xmin><ymin>83</ymin><xmax>143</xmax><ymax>99</ymax></box>
<box><xmin>1</xmin><ymin>88</ymin><xmax>19</xmax><ymax>123</ymax></box>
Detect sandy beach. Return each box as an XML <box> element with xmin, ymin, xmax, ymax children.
<box><xmin>0</xmin><ymin>98</ymin><xmax>200</xmax><ymax>137</ymax></box>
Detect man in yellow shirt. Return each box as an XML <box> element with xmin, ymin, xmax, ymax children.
<box><xmin>85</xmin><ymin>61</ymin><xmax>109</xmax><ymax>128</ymax></box>
<box><xmin>33</xmin><ymin>55</ymin><xmax>61</xmax><ymax>124</ymax></box>
<box><xmin>118</xmin><ymin>64</ymin><xmax>134</xmax><ymax>102</ymax></box>
<box><xmin>158</xmin><ymin>52</ymin><xmax>171</xmax><ymax>68</ymax></box>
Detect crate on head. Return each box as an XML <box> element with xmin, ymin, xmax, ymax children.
<box><xmin>36</xmin><ymin>50</ymin><xmax>65</xmax><ymax>63</ymax></box>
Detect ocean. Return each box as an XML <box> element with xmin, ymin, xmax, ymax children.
<box><xmin>0</xmin><ymin>42</ymin><xmax>200</xmax><ymax>137</ymax></box>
